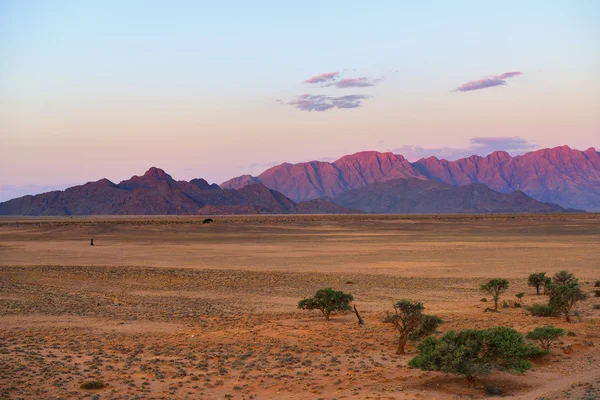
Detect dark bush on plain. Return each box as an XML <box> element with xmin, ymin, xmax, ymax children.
<box><xmin>528</xmin><ymin>304</ymin><xmax>560</xmax><ymax>317</ymax></box>
<box><xmin>80</xmin><ymin>381</ymin><xmax>105</xmax><ymax>390</ymax></box>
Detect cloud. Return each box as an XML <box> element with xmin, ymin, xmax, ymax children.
<box><xmin>288</xmin><ymin>94</ymin><xmax>370</xmax><ymax>112</ymax></box>
<box><xmin>303</xmin><ymin>72</ymin><xmax>339</xmax><ymax>84</ymax></box>
<box><xmin>453</xmin><ymin>71</ymin><xmax>523</xmax><ymax>92</ymax></box>
<box><xmin>391</xmin><ymin>136</ymin><xmax>538</xmax><ymax>161</ymax></box>
<box><xmin>323</xmin><ymin>76</ymin><xmax>383</xmax><ymax>88</ymax></box>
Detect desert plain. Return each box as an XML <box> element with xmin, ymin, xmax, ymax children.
<box><xmin>1</xmin><ymin>214</ymin><xmax>599</xmax><ymax>400</ymax></box>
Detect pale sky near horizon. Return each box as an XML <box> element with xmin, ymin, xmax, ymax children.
<box><xmin>1</xmin><ymin>0</ymin><xmax>599</xmax><ymax>201</ymax></box>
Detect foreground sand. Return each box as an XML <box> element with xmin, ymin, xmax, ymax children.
<box><xmin>1</xmin><ymin>214</ymin><xmax>599</xmax><ymax>399</ymax></box>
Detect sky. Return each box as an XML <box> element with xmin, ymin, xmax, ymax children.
<box><xmin>1</xmin><ymin>0</ymin><xmax>599</xmax><ymax>201</ymax></box>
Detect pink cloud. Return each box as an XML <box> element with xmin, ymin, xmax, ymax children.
<box><xmin>324</xmin><ymin>76</ymin><xmax>383</xmax><ymax>88</ymax></box>
<box><xmin>453</xmin><ymin>71</ymin><xmax>523</xmax><ymax>92</ymax></box>
<box><xmin>288</xmin><ymin>94</ymin><xmax>370</xmax><ymax>112</ymax></box>
<box><xmin>303</xmin><ymin>72</ymin><xmax>339</xmax><ymax>84</ymax></box>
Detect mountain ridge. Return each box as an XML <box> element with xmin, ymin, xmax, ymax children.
<box><xmin>0</xmin><ymin>168</ymin><xmax>357</xmax><ymax>216</ymax></box>
<box><xmin>222</xmin><ymin>146</ymin><xmax>600</xmax><ymax>211</ymax></box>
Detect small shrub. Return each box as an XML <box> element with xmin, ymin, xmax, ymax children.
<box><xmin>345</xmin><ymin>280</ymin><xmax>354</xmax><ymax>285</ymax></box>
<box><xmin>593</xmin><ymin>290</ymin><xmax>600</xmax><ymax>297</ymax></box>
<box><xmin>502</xmin><ymin>300</ymin><xmax>510</xmax><ymax>308</ymax></box>
<box><xmin>592</xmin><ymin>304</ymin><xmax>600</xmax><ymax>310</ymax></box>
<box><xmin>594</xmin><ymin>280</ymin><xmax>600</xmax><ymax>287</ymax></box>
<box><xmin>202</xmin><ymin>218</ymin><xmax>213</xmax><ymax>224</ymax></box>
<box><xmin>567</xmin><ymin>331</ymin><xmax>576</xmax><ymax>337</ymax></box>
<box><xmin>480</xmin><ymin>298</ymin><xmax>487</xmax><ymax>302</ymax></box>
<box><xmin>80</xmin><ymin>381</ymin><xmax>105</xmax><ymax>390</ymax></box>
<box><xmin>528</xmin><ymin>304</ymin><xmax>559</xmax><ymax>317</ymax></box>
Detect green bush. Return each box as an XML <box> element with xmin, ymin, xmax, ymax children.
<box><xmin>527</xmin><ymin>304</ymin><xmax>560</xmax><ymax>317</ymax></box>
<box><xmin>593</xmin><ymin>290</ymin><xmax>600</xmax><ymax>297</ymax></box>
<box><xmin>594</xmin><ymin>280</ymin><xmax>600</xmax><ymax>288</ymax></box>
<box><xmin>298</xmin><ymin>288</ymin><xmax>353</xmax><ymax>321</ymax></box>
<box><xmin>408</xmin><ymin>327</ymin><xmax>536</xmax><ymax>386</ymax></box>
<box><xmin>593</xmin><ymin>304</ymin><xmax>600</xmax><ymax>310</ymax></box>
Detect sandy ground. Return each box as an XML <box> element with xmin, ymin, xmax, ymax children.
<box><xmin>1</xmin><ymin>214</ymin><xmax>599</xmax><ymax>399</ymax></box>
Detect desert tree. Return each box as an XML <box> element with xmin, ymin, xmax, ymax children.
<box><xmin>552</xmin><ymin>270</ymin><xmax>578</xmax><ymax>286</ymax></box>
<box><xmin>409</xmin><ymin>327</ymin><xmax>538</xmax><ymax>386</ymax></box>
<box><xmin>526</xmin><ymin>326</ymin><xmax>565</xmax><ymax>353</ymax></box>
<box><xmin>480</xmin><ymin>279</ymin><xmax>509</xmax><ymax>312</ymax></box>
<box><xmin>383</xmin><ymin>300</ymin><xmax>442</xmax><ymax>355</ymax></box>
<box><xmin>548</xmin><ymin>283</ymin><xmax>587</xmax><ymax>323</ymax></box>
<box><xmin>515</xmin><ymin>292</ymin><xmax>525</xmax><ymax>306</ymax></box>
<box><xmin>298</xmin><ymin>288</ymin><xmax>353</xmax><ymax>321</ymax></box>
<box><xmin>528</xmin><ymin>273</ymin><xmax>550</xmax><ymax>295</ymax></box>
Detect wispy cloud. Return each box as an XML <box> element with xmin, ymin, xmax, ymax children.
<box><xmin>323</xmin><ymin>76</ymin><xmax>383</xmax><ymax>88</ymax></box>
<box><xmin>303</xmin><ymin>72</ymin><xmax>339</xmax><ymax>84</ymax></box>
<box><xmin>289</xmin><ymin>94</ymin><xmax>370</xmax><ymax>112</ymax></box>
<box><xmin>391</xmin><ymin>136</ymin><xmax>538</xmax><ymax>161</ymax></box>
<box><xmin>453</xmin><ymin>71</ymin><xmax>523</xmax><ymax>92</ymax></box>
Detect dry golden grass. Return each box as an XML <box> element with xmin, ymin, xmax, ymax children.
<box><xmin>1</xmin><ymin>214</ymin><xmax>599</xmax><ymax>399</ymax></box>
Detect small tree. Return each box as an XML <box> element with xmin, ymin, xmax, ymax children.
<box><xmin>526</xmin><ymin>326</ymin><xmax>565</xmax><ymax>353</ymax></box>
<box><xmin>515</xmin><ymin>292</ymin><xmax>525</xmax><ymax>306</ymax></box>
<box><xmin>480</xmin><ymin>279</ymin><xmax>510</xmax><ymax>312</ymax></box>
<box><xmin>552</xmin><ymin>270</ymin><xmax>578</xmax><ymax>286</ymax></box>
<box><xmin>298</xmin><ymin>288</ymin><xmax>353</xmax><ymax>321</ymax></box>
<box><xmin>528</xmin><ymin>273</ymin><xmax>550</xmax><ymax>295</ymax></box>
<box><xmin>549</xmin><ymin>283</ymin><xmax>587</xmax><ymax>323</ymax></box>
<box><xmin>409</xmin><ymin>327</ymin><xmax>535</xmax><ymax>386</ymax></box>
<box><xmin>383</xmin><ymin>300</ymin><xmax>442</xmax><ymax>354</ymax></box>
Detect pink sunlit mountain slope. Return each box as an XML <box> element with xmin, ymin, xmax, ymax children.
<box><xmin>222</xmin><ymin>146</ymin><xmax>600</xmax><ymax>211</ymax></box>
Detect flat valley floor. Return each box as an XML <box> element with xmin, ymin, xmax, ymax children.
<box><xmin>1</xmin><ymin>214</ymin><xmax>599</xmax><ymax>399</ymax></box>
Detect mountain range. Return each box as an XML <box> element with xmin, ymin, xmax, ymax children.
<box><xmin>222</xmin><ymin>146</ymin><xmax>600</xmax><ymax>211</ymax></box>
<box><xmin>0</xmin><ymin>168</ymin><xmax>355</xmax><ymax>216</ymax></box>
<box><xmin>0</xmin><ymin>145</ymin><xmax>596</xmax><ymax>215</ymax></box>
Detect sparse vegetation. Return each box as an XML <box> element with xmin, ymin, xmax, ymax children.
<box><xmin>409</xmin><ymin>327</ymin><xmax>537</xmax><ymax>386</ymax></box>
<box><xmin>383</xmin><ymin>300</ymin><xmax>442</xmax><ymax>355</ymax></box>
<box><xmin>526</xmin><ymin>326</ymin><xmax>565</xmax><ymax>353</ymax></box>
<box><xmin>528</xmin><ymin>273</ymin><xmax>551</xmax><ymax>295</ymax></box>
<box><xmin>298</xmin><ymin>288</ymin><xmax>353</xmax><ymax>321</ymax></box>
<box><xmin>480</xmin><ymin>279</ymin><xmax>510</xmax><ymax>312</ymax></box>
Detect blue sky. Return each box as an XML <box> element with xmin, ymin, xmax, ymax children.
<box><xmin>0</xmin><ymin>0</ymin><xmax>599</xmax><ymax>200</ymax></box>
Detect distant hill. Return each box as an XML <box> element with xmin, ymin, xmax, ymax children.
<box><xmin>332</xmin><ymin>178</ymin><xmax>573</xmax><ymax>214</ymax></box>
<box><xmin>0</xmin><ymin>168</ymin><xmax>357</xmax><ymax>216</ymax></box>
<box><xmin>222</xmin><ymin>146</ymin><xmax>600</xmax><ymax>211</ymax></box>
